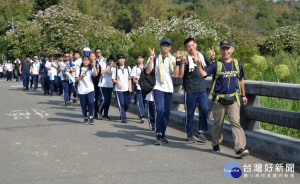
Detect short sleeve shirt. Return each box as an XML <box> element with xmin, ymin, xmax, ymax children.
<box><xmin>204</xmin><ymin>60</ymin><xmax>244</xmax><ymax>94</ymax></box>
<box><xmin>112</xmin><ymin>66</ymin><xmax>131</xmax><ymax>92</ymax></box>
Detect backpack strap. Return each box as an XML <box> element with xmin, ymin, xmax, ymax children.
<box><xmin>232</xmin><ymin>58</ymin><xmax>241</xmax><ymax>95</ymax></box>
<box><xmin>210</xmin><ymin>59</ymin><xmax>223</xmax><ymax>95</ymax></box>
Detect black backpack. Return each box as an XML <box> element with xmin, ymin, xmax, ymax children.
<box><xmin>138</xmin><ymin>56</ymin><xmax>156</xmax><ymax>99</ymax></box>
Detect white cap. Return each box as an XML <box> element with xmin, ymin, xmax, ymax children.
<box><xmin>82</xmin><ymin>47</ymin><xmax>91</xmax><ymax>52</ymax></box>
<box><xmin>33</xmin><ymin>56</ymin><xmax>38</xmax><ymax>59</ymax></box>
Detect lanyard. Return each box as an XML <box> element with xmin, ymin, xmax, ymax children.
<box><xmin>222</xmin><ymin>61</ymin><xmax>234</xmax><ymax>93</ymax></box>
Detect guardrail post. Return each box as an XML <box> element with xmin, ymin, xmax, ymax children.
<box><xmin>240</xmin><ymin>94</ymin><xmax>260</xmax><ymax>130</ymax></box>
<box><xmin>172</xmin><ymin>77</ymin><xmax>184</xmax><ymax>111</ymax></box>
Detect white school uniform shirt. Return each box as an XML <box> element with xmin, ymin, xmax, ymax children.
<box><xmin>98</xmin><ymin>62</ymin><xmax>114</xmax><ymax>88</ymax></box>
<box><xmin>75</xmin><ymin>67</ymin><xmax>95</xmax><ymax>95</ymax></box>
<box><xmin>112</xmin><ymin>66</ymin><xmax>131</xmax><ymax>92</ymax></box>
<box><xmin>145</xmin><ymin>55</ymin><xmax>176</xmax><ymax>93</ymax></box>
<box><xmin>5</xmin><ymin>63</ymin><xmax>13</xmax><ymax>71</ymax></box>
<box><xmin>72</xmin><ymin>58</ymin><xmax>82</xmax><ymax>77</ymax></box>
<box><xmin>45</xmin><ymin>61</ymin><xmax>58</xmax><ymax>76</ymax></box>
<box><xmin>145</xmin><ymin>92</ymin><xmax>154</xmax><ymax>101</ymax></box>
<box><xmin>0</xmin><ymin>66</ymin><xmax>3</xmax><ymax>72</ymax></box>
<box><xmin>130</xmin><ymin>65</ymin><xmax>143</xmax><ymax>90</ymax></box>
<box><xmin>32</xmin><ymin>62</ymin><xmax>40</xmax><ymax>75</ymax></box>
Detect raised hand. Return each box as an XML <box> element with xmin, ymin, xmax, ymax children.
<box><xmin>209</xmin><ymin>47</ymin><xmax>216</xmax><ymax>61</ymax></box>
<box><xmin>176</xmin><ymin>51</ymin><xmax>182</xmax><ymax>62</ymax></box>
<box><xmin>149</xmin><ymin>48</ymin><xmax>155</xmax><ymax>60</ymax></box>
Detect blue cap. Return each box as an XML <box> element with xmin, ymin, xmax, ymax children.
<box><xmin>160</xmin><ymin>38</ymin><xmax>172</xmax><ymax>45</ymax></box>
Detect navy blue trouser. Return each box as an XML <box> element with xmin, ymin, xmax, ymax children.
<box><xmin>135</xmin><ymin>89</ymin><xmax>145</xmax><ymax>118</ymax></box>
<box><xmin>21</xmin><ymin>72</ymin><xmax>30</xmax><ymax>89</ymax></box>
<box><xmin>79</xmin><ymin>91</ymin><xmax>95</xmax><ymax>119</ymax></box>
<box><xmin>49</xmin><ymin>76</ymin><xmax>58</xmax><ymax>95</ymax></box>
<box><xmin>93</xmin><ymin>81</ymin><xmax>100</xmax><ymax>117</ymax></box>
<box><xmin>99</xmin><ymin>87</ymin><xmax>113</xmax><ymax>117</ymax></box>
<box><xmin>7</xmin><ymin>71</ymin><xmax>13</xmax><ymax>81</ymax></box>
<box><xmin>57</xmin><ymin>76</ymin><xmax>63</xmax><ymax>94</ymax></box>
<box><xmin>62</xmin><ymin>80</ymin><xmax>72</xmax><ymax>103</ymax></box>
<box><xmin>153</xmin><ymin>90</ymin><xmax>173</xmax><ymax>137</ymax></box>
<box><xmin>40</xmin><ymin>75</ymin><xmax>45</xmax><ymax>91</ymax></box>
<box><xmin>116</xmin><ymin>91</ymin><xmax>131</xmax><ymax>121</ymax></box>
<box><xmin>43</xmin><ymin>75</ymin><xmax>49</xmax><ymax>94</ymax></box>
<box><xmin>32</xmin><ymin>74</ymin><xmax>39</xmax><ymax>89</ymax></box>
<box><xmin>147</xmin><ymin>100</ymin><xmax>156</xmax><ymax>130</ymax></box>
<box><xmin>185</xmin><ymin>91</ymin><xmax>208</xmax><ymax>137</ymax></box>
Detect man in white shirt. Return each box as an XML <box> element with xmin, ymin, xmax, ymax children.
<box><xmin>46</xmin><ymin>54</ymin><xmax>59</xmax><ymax>96</ymax></box>
<box><xmin>131</xmin><ymin>54</ymin><xmax>146</xmax><ymax>123</ymax></box>
<box><xmin>5</xmin><ymin>60</ymin><xmax>13</xmax><ymax>81</ymax></box>
<box><xmin>31</xmin><ymin>56</ymin><xmax>40</xmax><ymax>90</ymax></box>
<box><xmin>145</xmin><ymin>38</ymin><xmax>180</xmax><ymax>145</ymax></box>
<box><xmin>72</xmin><ymin>51</ymin><xmax>82</xmax><ymax>102</ymax></box>
<box><xmin>95</xmin><ymin>48</ymin><xmax>106</xmax><ymax>119</ymax></box>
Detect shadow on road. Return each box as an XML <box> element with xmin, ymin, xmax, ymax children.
<box><xmin>94</xmin><ymin>123</ymin><xmax>236</xmax><ymax>159</ymax></box>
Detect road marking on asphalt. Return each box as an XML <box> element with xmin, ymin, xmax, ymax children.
<box><xmin>10</xmin><ymin>85</ymin><xmax>23</xmax><ymax>88</ymax></box>
<box><xmin>127</xmin><ymin>148</ymin><xmax>137</xmax><ymax>152</ymax></box>
<box><xmin>13</xmin><ymin>142</ymin><xmax>23</xmax><ymax>145</ymax></box>
<box><xmin>7</xmin><ymin>109</ymin><xmax>49</xmax><ymax>120</ymax></box>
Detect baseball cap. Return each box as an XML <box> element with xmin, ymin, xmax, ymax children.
<box><xmin>33</xmin><ymin>56</ymin><xmax>38</xmax><ymax>59</ymax></box>
<box><xmin>82</xmin><ymin>47</ymin><xmax>91</xmax><ymax>52</ymax></box>
<box><xmin>160</xmin><ymin>38</ymin><xmax>172</xmax><ymax>45</ymax></box>
<box><xmin>219</xmin><ymin>39</ymin><xmax>232</xmax><ymax>48</ymax></box>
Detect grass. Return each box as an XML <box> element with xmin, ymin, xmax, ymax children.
<box><xmin>259</xmin><ymin>95</ymin><xmax>300</xmax><ymax>139</ymax></box>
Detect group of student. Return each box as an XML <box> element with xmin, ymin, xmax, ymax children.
<box><xmin>10</xmin><ymin>37</ymin><xmax>250</xmax><ymax>159</ymax></box>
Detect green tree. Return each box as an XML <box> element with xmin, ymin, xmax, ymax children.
<box><xmin>33</xmin><ymin>0</ymin><xmax>61</xmax><ymax>13</ymax></box>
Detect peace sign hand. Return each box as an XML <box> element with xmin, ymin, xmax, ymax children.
<box><xmin>176</xmin><ymin>51</ymin><xmax>182</xmax><ymax>62</ymax></box>
<box><xmin>149</xmin><ymin>48</ymin><xmax>155</xmax><ymax>60</ymax></box>
<box><xmin>209</xmin><ymin>47</ymin><xmax>216</xmax><ymax>61</ymax></box>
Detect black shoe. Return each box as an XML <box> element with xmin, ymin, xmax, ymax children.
<box><xmin>83</xmin><ymin>118</ymin><xmax>89</xmax><ymax>125</ymax></box>
<box><xmin>102</xmin><ymin>116</ymin><xmax>110</xmax><ymax>120</ymax></box>
<box><xmin>89</xmin><ymin>117</ymin><xmax>95</xmax><ymax>125</ymax></box>
<box><xmin>235</xmin><ymin>149</ymin><xmax>249</xmax><ymax>159</ymax></box>
<box><xmin>195</xmin><ymin>131</ymin><xmax>206</xmax><ymax>143</ymax></box>
<box><xmin>212</xmin><ymin>145</ymin><xmax>220</xmax><ymax>153</ymax></box>
<box><xmin>162</xmin><ymin>136</ymin><xmax>168</xmax><ymax>144</ymax></box>
<box><xmin>155</xmin><ymin>134</ymin><xmax>163</xmax><ymax>145</ymax></box>
<box><xmin>186</xmin><ymin>136</ymin><xmax>196</xmax><ymax>143</ymax></box>
<box><xmin>121</xmin><ymin>120</ymin><xmax>127</xmax><ymax>123</ymax></box>
<box><xmin>23</xmin><ymin>87</ymin><xmax>26</xmax><ymax>91</ymax></box>
<box><xmin>65</xmin><ymin>101</ymin><xmax>71</xmax><ymax>106</ymax></box>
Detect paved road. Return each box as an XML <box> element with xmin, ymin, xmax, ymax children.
<box><xmin>0</xmin><ymin>80</ymin><xmax>298</xmax><ymax>184</ymax></box>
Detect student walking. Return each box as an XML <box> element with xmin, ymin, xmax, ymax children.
<box><xmin>75</xmin><ymin>56</ymin><xmax>98</xmax><ymax>125</ymax></box>
<box><xmin>46</xmin><ymin>54</ymin><xmax>59</xmax><ymax>96</ymax></box>
<box><xmin>179</xmin><ymin>37</ymin><xmax>211</xmax><ymax>143</ymax></box>
<box><xmin>59</xmin><ymin>52</ymin><xmax>76</xmax><ymax>106</ymax></box>
<box><xmin>145</xmin><ymin>38</ymin><xmax>180</xmax><ymax>145</ymax></box>
<box><xmin>19</xmin><ymin>56</ymin><xmax>33</xmax><ymax>91</ymax></box>
<box><xmin>98</xmin><ymin>54</ymin><xmax>116</xmax><ymax>120</ymax></box>
<box><xmin>112</xmin><ymin>54</ymin><xmax>132</xmax><ymax>123</ymax></box>
<box><xmin>131</xmin><ymin>54</ymin><xmax>146</xmax><ymax>123</ymax></box>
<box><xmin>196</xmin><ymin>39</ymin><xmax>249</xmax><ymax>159</ymax></box>
<box><xmin>31</xmin><ymin>56</ymin><xmax>40</xmax><ymax>90</ymax></box>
